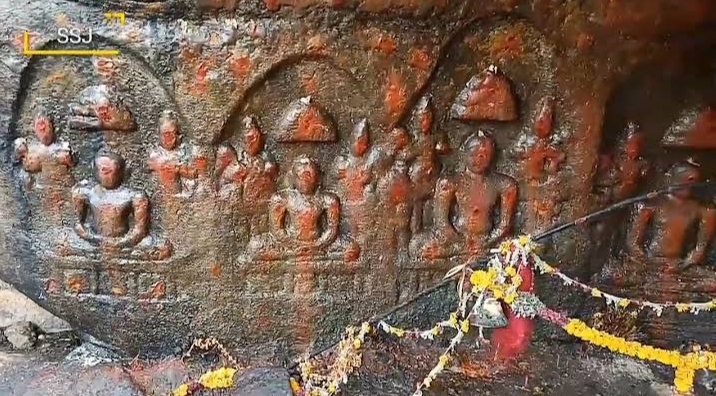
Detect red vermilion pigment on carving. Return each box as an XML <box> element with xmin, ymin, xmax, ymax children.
<box><xmin>491</xmin><ymin>263</ymin><xmax>534</xmax><ymax>360</ymax></box>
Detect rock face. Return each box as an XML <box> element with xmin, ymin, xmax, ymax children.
<box><xmin>232</xmin><ymin>368</ymin><xmax>293</xmax><ymax>396</ymax></box>
<box><xmin>0</xmin><ymin>0</ymin><xmax>715</xmax><ymax>363</ymax></box>
<box><xmin>3</xmin><ymin>322</ymin><xmax>38</xmax><ymax>350</ymax></box>
<box><xmin>0</xmin><ymin>280</ymin><xmax>70</xmax><ymax>333</ymax></box>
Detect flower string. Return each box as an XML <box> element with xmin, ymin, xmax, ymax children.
<box><xmin>489</xmin><ymin>235</ymin><xmax>716</xmax><ymax>316</ymax></box>
<box><xmin>377</xmin><ymin>320</ymin><xmax>447</xmax><ymax>341</ymax></box>
<box><xmin>296</xmin><ymin>322</ymin><xmax>371</xmax><ymax>395</ymax></box>
<box><xmin>370</xmin><ymin>312</ymin><xmax>465</xmax><ymax>396</ymax></box>
<box><xmin>289</xmin><ymin>234</ymin><xmax>715</xmax><ymax>396</ymax></box>
<box><xmin>408</xmin><ymin>313</ymin><xmax>470</xmax><ymax>396</ymax></box>
<box><xmin>532</xmin><ymin>254</ymin><xmax>716</xmax><ymax>315</ymax></box>
<box><xmin>493</xmin><ymin>236</ymin><xmax>716</xmax><ymax>395</ymax></box>
<box><xmin>538</xmin><ymin>305</ymin><xmax>716</xmax><ymax>394</ymax></box>
<box><xmin>171</xmin><ymin>338</ymin><xmax>243</xmax><ymax>396</ymax></box>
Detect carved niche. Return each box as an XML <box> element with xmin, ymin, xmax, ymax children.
<box><xmin>391</xmin><ymin>18</ymin><xmax>562</xmax><ymax>298</ymax></box>
<box><xmin>6</xmin><ymin>43</ymin><xmax>189</xmax><ymax>316</ymax></box>
<box><xmin>593</xmin><ymin>48</ymin><xmax>716</xmax><ymax>348</ymax></box>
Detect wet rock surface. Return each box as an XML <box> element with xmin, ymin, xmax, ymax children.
<box><xmin>345</xmin><ymin>338</ymin><xmax>672</xmax><ymax>396</ymax></box>
<box><xmin>0</xmin><ymin>334</ymin><xmax>708</xmax><ymax>396</ymax></box>
<box><xmin>230</xmin><ymin>368</ymin><xmax>293</xmax><ymax>396</ymax></box>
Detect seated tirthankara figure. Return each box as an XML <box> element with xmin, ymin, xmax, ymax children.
<box><xmin>56</xmin><ymin>152</ymin><xmax>172</xmax><ymax>261</ymax></box>
<box><xmin>410</xmin><ymin>132</ymin><xmax>518</xmax><ymax>259</ymax></box>
<box><xmin>247</xmin><ymin>155</ymin><xmax>360</xmax><ymax>262</ymax></box>
<box><xmin>626</xmin><ymin>161</ymin><xmax>715</xmax><ymax>275</ymax></box>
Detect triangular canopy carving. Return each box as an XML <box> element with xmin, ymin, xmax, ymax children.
<box><xmin>450</xmin><ymin>65</ymin><xmax>518</xmax><ymax>122</ymax></box>
<box><xmin>276</xmin><ymin>97</ymin><xmax>337</xmax><ymax>143</ymax></box>
<box><xmin>662</xmin><ymin>107</ymin><xmax>716</xmax><ymax>149</ymax></box>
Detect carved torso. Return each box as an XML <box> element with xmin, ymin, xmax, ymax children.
<box><xmin>524</xmin><ymin>138</ymin><xmax>563</xmax><ymax>183</ymax></box>
<box><xmin>218</xmin><ymin>162</ymin><xmax>245</xmax><ymax>187</ymax></box>
<box><xmin>410</xmin><ymin>136</ymin><xmax>440</xmax><ymax>195</ymax></box>
<box><xmin>83</xmin><ymin>185</ymin><xmax>139</xmax><ymax>238</ymax></box>
<box><xmin>338</xmin><ymin>155</ymin><xmax>373</xmax><ymax>202</ymax></box>
<box><xmin>379</xmin><ymin>160</ymin><xmax>411</xmax><ymax>207</ymax></box>
<box><xmin>451</xmin><ymin>172</ymin><xmax>502</xmax><ymax>235</ymax></box>
<box><xmin>23</xmin><ymin>143</ymin><xmax>52</xmax><ymax>172</ymax></box>
<box><xmin>612</xmin><ymin>156</ymin><xmax>648</xmax><ymax>201</ymax></box>
<box><xmin>243</xmin><ymin>154</ymin><xmax>277</xmax><ymax>202</ymax></box>
<box><xmin>644</xmin><ymin>198</ymin><xmax>704</xmax><ymax>259</ymax></box>
<box><xmin>148</xmin><ymin>146</ymin><xmax>189</xmax><ymax>194</ymax></box>
<box><xmin>279</xmin><ymin>189</ymin><xmax>336</xmax><ymax>243</ymax></box>
<box><xmin>19</xmin><ymin>141</ymin><xmax>71</xmax><ymax>173</ymax></box>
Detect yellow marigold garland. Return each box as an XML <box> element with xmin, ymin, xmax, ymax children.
<box><xmin>199</xmin><ymin>367</ymin><xmax>237</xmax><ymax>389</ymax></box>
<box><xmin>170</xmin><ymin>338</ymin><xmax>242</xmax><ymax>396</ymax></box>
<box><xmin>170</xmin><ymin>384</ymin><xmax>190</xmax><ymax>396</ymax></box>
<box><xmin>528</xmin><ymin>242</ymin><xmax>716</xmax><ymax>315</ymax></box>
<box><xmin>562</xmin><ymin>318</ymin><xmax>716</xmax><ymax>393</ymax></box>
<box><xmin>247</xmin><ymin>235</ymin><xmax>716</xmax><ymax>396</ymax></box>
<box><xmin>170</xmin><ymin>367</ymin><xmax>237</xmax><ymax>396</ymax></box>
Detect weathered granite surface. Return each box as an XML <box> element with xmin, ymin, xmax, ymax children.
<box><xmin>0</xmin><ymin>0</ymin><xmax>715</xmax><ymax>364</ymax></box>
<box><xmin>0</xmin><ymin>280</ymin><xmax>69</xmax><ymax>333</ymax></box>
<box><xmin>0</xmin><ymin>337</ymin><xmax>703</xmax><ymax>396</ymax></box>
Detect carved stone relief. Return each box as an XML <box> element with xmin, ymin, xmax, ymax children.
<box><xmin>391</xmin><ymin>18</ymin><xmax>561</xmax><ymax>298</ymax></box>
<box><xmin>593</xmin><ymin>48</ymin><xmax>716</xmax><ymax>348</ymax></box>
<box><xmin>409</xmin><ymin>132</ymin><xmax>518</xmax><ymax>260</ymax></box>
<box><xmin>1</xmin><ymin>0</ymin><xmax>713</xmax><ymax>364</ymax></box>
<box><xmin>246</xmin><ymin>155</ymin><xmax>360</xmax><ymax>262</ymax></box>
<box><xmin>14</xmin><ymin>108</ymin><xmax>75</xmax><ymax>191</ymax></box>
<box><xmin>2</xmin><ymin>42</ymin><xmax>196</xmax><ymax>362</ymax></box>
<box><xmin>56</xmin><ymin>151</ymin><xmax>173</xmax><ymax>261</ymax></box>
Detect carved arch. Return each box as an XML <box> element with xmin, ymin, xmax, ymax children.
<box><xmin>214</xmin><ymin>54</ymin><xmax>371</xmax><ymax>189</ymax></box>
<box><xmin>215</xmin><ymin>53</ymin><xmax>365</xmax><ymax>144</ymax></box>
<box><xmin>600</xmin><ymin>43</ymin><xmax>716</xmax><ymax>188</ymax></box>
<box><xmin>7</xmin><ymin>35</ymin><xmax>184</xmax><ymax>184</ymax></box>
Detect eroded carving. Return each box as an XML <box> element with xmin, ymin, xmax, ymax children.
<box><xmin>627</xmin><ymin>161</ymin><xmax>716</xmax><ymax>273</ymax></box>
<box><xmin>247</xmin><ymin>155</ymin><xmax>359</xmax><ymax>261</ymax></box>
<box><xmin>533</xmin><ymin>96</ymin><xmax>554</xmax><ymax>138</ymax></box>
<box><xmin>63</xmin><ymin>270</ymin><xmax>93</xmax><ymax>295</ymax></box>
<box><xmin>374</xmin><ymin>127</ymin><xmax>415</xmax><ymax>249</ymax></box>
<box><xmin>335</xmin><ymin>119</ymin><xmax>376</xmax><ymax>246</ymax></box>
<box><xmin>276</xmin><ymin>96</ymin><xmax>337</xmax><ymax>143</ymax></box>
<box><xmin>148</xmin><ymin>111</ymin><xmax>196</xmax><ymax>196</ymax></box>
<box><xmin>57</xmin><ymin>152</ymin><xmax>172</xmax><ymax>260</ymax></box>
<box><xmin>13</xmin><ymin>109</ymin><xmax>74</xmax><ymax>190</ymax></box>
<box><xmin>409</xmin><ymin>95</ymin><xmax>446</xmax><ymax>234</ymax></box>
<box><xmin>512</xmin><ymin>98</ymin><xmax>566</xmax><ymax>229</ymax></box>
<box><xmin>410</xmin><ymin>132</ymin><xmax>518</xmax><ymax>258</ymax></box>
<box><xmin>59</xmin><ymin>269</ymin><xmax>170</xmax><ymax>300</ymax></box>
<box><xmin>662</xmin><ymin>107</ymin><xmax>716</xmax><ymax>149</ymax></box>
<box><xmin>68</xmin><ymin>85</ymin><xmax>137</xmax><ymax>132</ymax></box>
<box><xmin>220</xmin><ymin>116</ymin><xmax>281</xmax><ymax>235</ymax></box>
<box><xmin>237</xmin><ymin>116</ymin><xmax>278</xmax><ymax>202</ymax></box>
<box><xmin>514</xmin><ymin>97</ymin><xmax>564</xmax><ymax>184</ymax></box>
<box><xmin>596</xmin><ymin>122</ymin><xmax>649</xmax><ymax>203</ymax></box>
<box><xmin>215</xmin><ymin>143</ymin><xmax>246</xmax><ymax>196</ymax></box>
<box><xmin>450</xmin><ymin>65</ymin><xmax>518</xmax><ymax>122</ymax></box>
<box><xmin>187</xmin><ymin>144</ymin><xmax>215</xmax><ymax>197</ymax></box>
